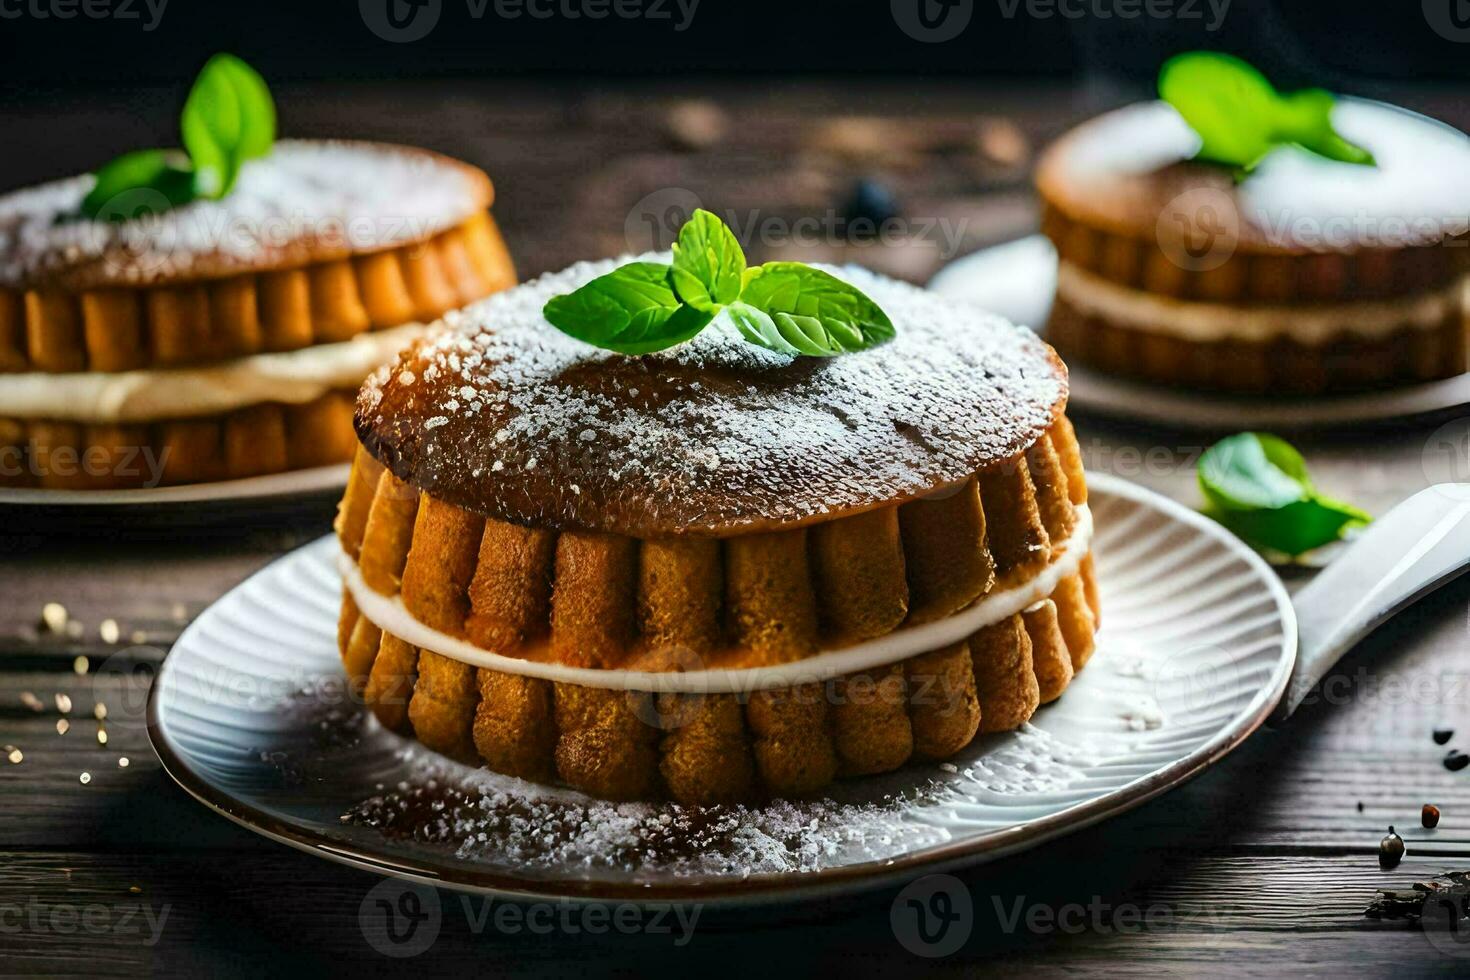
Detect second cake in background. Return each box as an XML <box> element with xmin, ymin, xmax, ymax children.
<box><xmin>0</xmin><ymin>57</ymin><xmax>516</xmax><ymax>490</ymax></box>
<box><xmin>1036</xmin><ymin>54</ymin><xmax>1470</xmax><ymax>395</ymax></box>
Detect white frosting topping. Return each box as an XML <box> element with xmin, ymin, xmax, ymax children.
<box><xmin>1056</xmin><ymin>261</ymin><xmax>1464</xmax><ymax>344</ymax></box>
<box><xmin>0</xmin><ymin>323</ymin><xmax>424</xmax><ymax>423</ymax></box>
<box><xmin>340</xmin><ymin>506</ymin><xmax>1092</xmax><ymax>694</ymax></box>
<box><xmin>0</xmin><ymin>140</ymin><xmax>484</xmax><ymax>287</ymax></box>
<box><xmin>1057</xmin><ymin>99</ymin><xmax>1470</xmax><ymax>249</ymax></box>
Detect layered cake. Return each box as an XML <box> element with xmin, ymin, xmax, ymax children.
<box><xmin>0</xmin><ymin>141</ymin><xmax>515</xmax><ymax>488</ymax></box>
<box><xmin>1036</xmin><ymin>99</ymin><xmax>1470</xmax><ymax>394</ymax></box>
<box><xmin>334</xmin><ymin>259</ymin><xmax>1100</xmax><ymax>804</ymax></box>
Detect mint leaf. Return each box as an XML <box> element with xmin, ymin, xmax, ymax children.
<box><xmin>543</xmin><ymin>262</ymin><xmax>713</xmax><ymax>354</ymax></box>
<box><xmin>181</xmin><ymin>53</ymin><xmax>276</xmax><ymax>198</ymax></box>
<box><xmin>737</xmin><ymin>263</ymin><xmax>894</xmax><ymax>356</ymax></box>
<box><xmin>670</xmin><ymin>208</ymin><xmax>746</xmax><ymax>313</ymax></box>
<box><xmin>542</xmin><ymin>212</ymin><xmax>896</xmax><ymax>357</ymax></box>
<box><xmin>1276</xmin><ymin>89</ymin><xmax>1376</xmax><ymax>167</ymax></box>
<box><xmin>82</xmin><ymin>54</ymin><xmax>275</xmax><ymax>220</ymax></box>
<box><xmin>727</xmin><ymin>302</ymin><xmax>801</xmax><ymax>355</ymax></box>
<box><xmin>1159</xmin><ymin>51</ymin><xmax>1373</xmax><ymax>173</ymax></box>
<box><xmin>81</xmin><ymin>149</ymin><xmax>197</xmax><ymax>220</ymax></box>
<box><xmin>1198</xmin><ymin>432</ymin><xmax>1370</xmax><ymax>556</ymax></box>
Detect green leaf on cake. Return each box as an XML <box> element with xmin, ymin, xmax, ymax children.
<box><xmin>543</xmin><ymin>211</ymin><xmax>897</xmax><ymax>358</ymax></box>
<box><xmin>81</xmin><ymin>149</ymin><xmax>198</xmax><ymax>221</ymax></box>
<box><xmin>181</xmin><ymin>53</ymin><xmax>277</xmax><ymax>198</ymax></box>
<box><xmin>543</xmin><ymin>262</ymin><xmax>714</xmax><ymax>354</ymax></box>
<box><xmin>670</xmin><ymin>208</ymin><xmax>747</xmax><ymax>313</ymax></box>
<box><xmin>81</xmin><ymin>53</ymin><xmax>276</xmax><ymax>219</ymax></box>
<box><xmin>1159</xmin><ymin>51</ymin><xmax>1374</xmax><ymax>174</ymax></box>
<box><xmin>735</xmin><ymin>263</ymin><xmax>894</xmax><ymax>356</ymax></box>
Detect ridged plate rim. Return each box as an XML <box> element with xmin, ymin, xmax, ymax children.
<box><xmin>0</xmin><ymin>463</ymin><xmax>350</xmax><ymax>508</ymax></box>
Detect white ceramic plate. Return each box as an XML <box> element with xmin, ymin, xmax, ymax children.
<box><xmin>928</xmin><ymin>236</ymin><xmax>1470</xmax><ymax>430</ymax></box>
<box><xmin>0</xmin><ymin>464</ymin><xmax>350</xmax><ymax>510</ymax></box>
<box><xmin>148</xmin><ymin>473</ymin><xmax>1294</xmax><ymax>905</ymax></box>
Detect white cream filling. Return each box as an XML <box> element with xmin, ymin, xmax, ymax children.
<box><xmin>1056</xmin><ymin>260</ymin><xmax>1465</xmax><ymax>344</ymax></box>
<box><xmin>340</xmin><ymin>504</ymin><xmax>1093</xmax><ymax>695</ymax></box>
<box><xmin>0</xmin><ymin>322</ymin><xmax>426</xmax><ymax>424</ymax></box>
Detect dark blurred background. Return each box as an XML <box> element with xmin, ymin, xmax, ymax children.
<box><xmin>0</xmin><ymin>0</ymin><xmax>1461</xmax><ymax>85</ymax></box>
<box><xmin>1</xmin><ymin>0</ymin><xmax>1465</xmax><ymax>280</ymax></box>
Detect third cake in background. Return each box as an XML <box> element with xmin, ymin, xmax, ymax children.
<box><xmin>1036</xmin><ymin>53</ymin><xmax>1470</xmax><ymax>395</ymax></box>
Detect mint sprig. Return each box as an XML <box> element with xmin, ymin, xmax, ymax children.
<box><xmin>1159</xmin><ymin>52</ymin><xmax>1375</xmax><ymax>175</ymax></box>
<box><xmin>543</xmin><ymin>209</ymin><xmax>895</xmax><ymax>357</ymax></box>
<box><xmin>542</xmin><ymin>261</ymin><xmax>714</xmax><ymax>355</ymax></box>
<box><xmin>82</xmin><ymin>54</ymin><xmax>275</xmax><ymax>220</ymax></box>
<box><xmin>1198</xmin><ymin>432</ymin><xmax>1370</xmax><ymax>557</ymax></box>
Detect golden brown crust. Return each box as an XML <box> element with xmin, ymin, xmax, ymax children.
<box><xmin>1024</xmin><ymin>600</ymin><xmax>1074</xmax><ymax>704</ymax></box>
<box><xmin>338</xmin><ymin>414</ymin><xmax>1103</xmax><ymax>803</ymax></box>
<box><xmin>1046</xmin><ymin>291</ymin><xmax>1467</xmax><ymax>394</ymax></box>
<box><xmin>346</xmin><ymin>556</ymin><xmax>1100</xmax><ymax>803</ymax></box>
<box><xmin>1039</xmin><ymin>199</ymin><xmax>1469</xmax><ymax>304</ymax></box>
<box><xmin>906</xmin><ymin>642</ymin><xmax>981</xmax><ymax>759</ymax></box>
<box><xmin>1</xmin><ymin>212</ymin><xmax>514</xmax><ymax>374</ymax></box>
<box><xmin>970</xmin><ymin>615</ymin><xmax>1041</xmax><ymax>734</ymax></box>
<box><xmin>339</xmin><ymin>416</ymin><xmax>1090</xmax><ymax>671</ymax></box>
<box><xmin>0</xmin><ymin>390</ymin><xmax>359</xmax><ymax>489</ymax></box>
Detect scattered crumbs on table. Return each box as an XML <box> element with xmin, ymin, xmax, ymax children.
<box><xmin>56</xmin><ymin>719</ymin><xmax>69</xmax><ymax>736</ymax></box>
<box><xmin>5</xmin><ymin>746</ymin><xmax>21</xmax><ymax>764</ymax></box>
<box><xmin>128</xmin><ymin>885</ymin><xmax>142</xmax><ymax>895</ymax></box>
<box><xmin>1433</xmin><ymin>729</ymin><xmax>1454</xmax><ymax>745</ymax></box>
<box><xmin>96</xmin><ymin>727</ymin><xmax>108</xmax><ymax>746</ymax></box>
<box><xmin>65</xmin><ymin>620</ymin><xmax>83</xmax><ymax>639</ymax></box>
<box><xmin>55</xmin><ymin>693</ymin><xmax>72</xmax><ymax>714</ymax></box>
<box><xmin>99</xmin><ymin>619</ymin><xmax>120</xmax><ymax>644</ymax></box>
<box><xmin>79</xmin><ymin>772</ymin><xmax>91</xmax><ymax>785</ymax></box>
<box><xmin>1365</xmin><ymin>870</ymin><xmax>1470</xmax><ymax>920</ymax></box>
<box><xmin>939</xmin><ymin>762</ymin><xmax>958</xmax><ymax>773</ymax></box>
<box><xmin>94</xmin><ymin>703</ymin><xmax>107</xmax><ymax>721</ymax></box>
<box><xmin>1445</xmin><ymin>750</ymin><xmax>1469</xmax><ymax>773</ymax></box>
<box><xmin>118</xmin><ymin>757</ymin><xmax>130</xmax><ymax>768</ymax></box>
<box><xmin>170</xmin><ymin>602</ymin><xmax>188</xmax><ymax>623</ymax></box>
<box><xmin>1379</xmin><ymin>827</ymin><xmax>1405</xmax><ymax>870</ymax></box>
<box><xmin>1356</xmin><ymin>801</ymin><xmax>1364</xmax><ymax>812</ymax></box>
<box><xmin>129</xmin><ymin>630</ymin><xmax>148</xmax><ymax>645</ymax></box>
<box><xmin>40</xmin><ymin>602</ymin><xmax>68</xmax><ymax>634</ymax></box>
<box><xmin>72</xmin><ymin>655</ymin><xmax>89</xmax><ymax>675</ymax></box>
<box><xmin>20</xmin><ymin>692</ymin><xmax>43</xmax><ymax>712</ymax></box>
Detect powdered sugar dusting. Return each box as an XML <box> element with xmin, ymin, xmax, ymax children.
<box><xmin>0</xmin><ymin>140</ymin><xmax>485</xmax><ymax>289</ymax></box>
<box><xmin>359</xmin><ymin>255</ymin><xmax>1067</xmax><ymax>537</ymax></box>
<box><xmin>339</xmin><ymin>723</ymin><xmax>1096</xmax><ymax>878</ymax></box>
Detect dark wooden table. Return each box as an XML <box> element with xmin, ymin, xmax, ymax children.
<box><xmin>4</xmin><ymin>78</ymin><xmax>1470</xmax><ymax>976</ymax></box>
